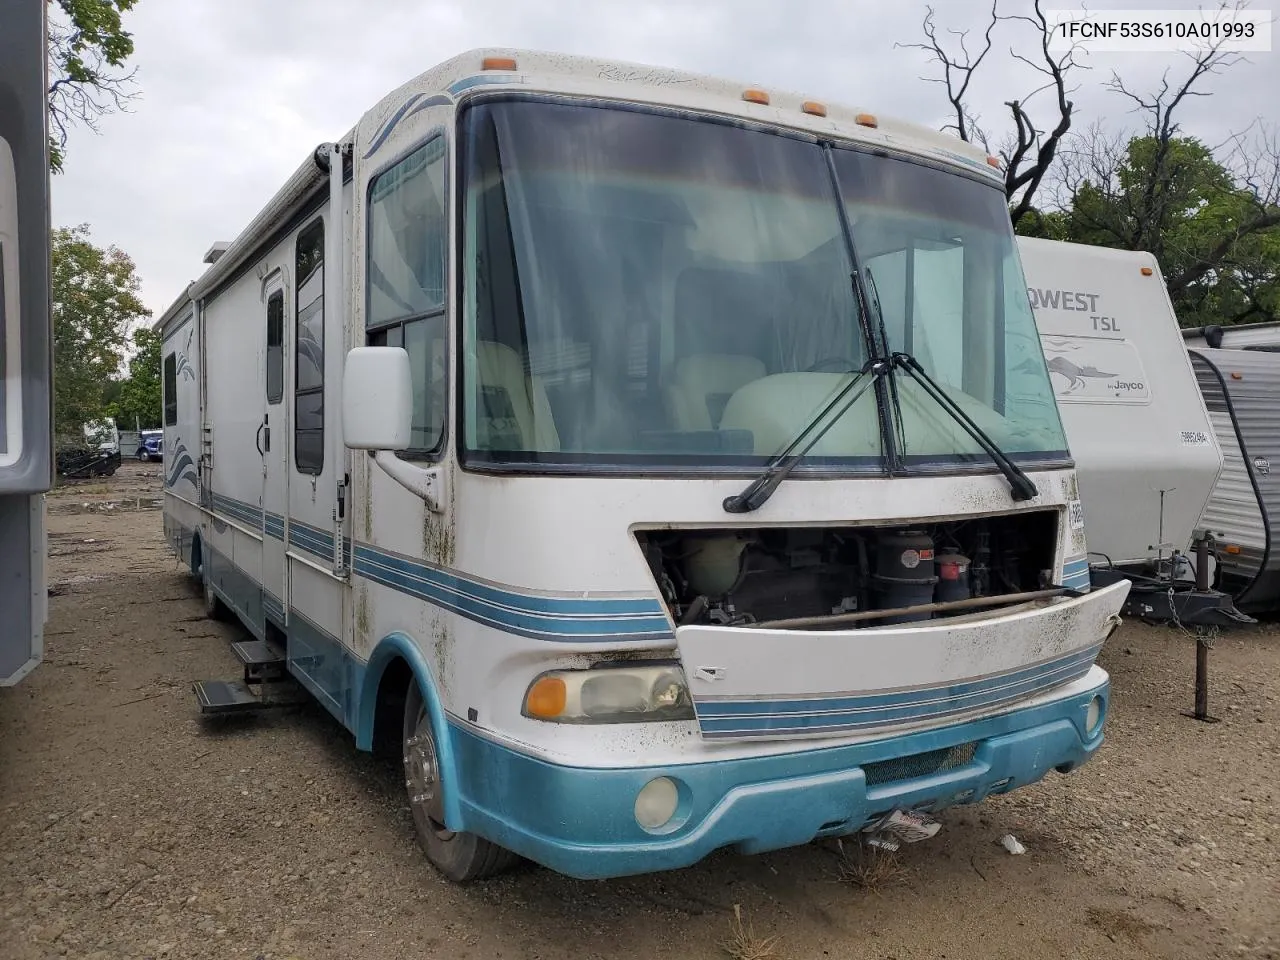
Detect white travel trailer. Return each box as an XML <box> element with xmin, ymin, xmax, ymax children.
<box><xmin>159</xmin><ymin>49</ymin><xmax>1129</xmax><ymax>883</ymax></box>
<box><xmin>1017</xmin><ymin>237</ymin><xmax>1246</xmax><ymax>626</ymax></box>
<box><xmin>0</xmin><ymin>0</ymin><xmax>52</xmax><ymax>687</ymax></box>
<box><xmin>1179</xmin><ymin>322</ymin><xmax>1280</xmax><ymax>612</ymax></box>
<box><xmin>1185</xmin><ymin>345</ymin><xmax>1280</xmax><ymax>613</ymax></box>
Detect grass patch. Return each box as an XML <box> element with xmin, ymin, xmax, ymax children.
<box><xmin>834</xmin><ymin>838</ymin><xmax>909</xmax><ymax>894</ymax></box>
<box><xmin>722</xmin><ymin>903</ymin><xmax>780</xmax><ymax>960</ymax></box>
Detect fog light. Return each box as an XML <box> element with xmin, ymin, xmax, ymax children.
<box><xmin>1086</xmin><ymin>695</ymin><xmax>1104</xmax><ymax>736</ymax></box>
<box><xmin>634</xmin><ymin>777</ymin><xmax>679</xmax><ymax>830</ymax></box>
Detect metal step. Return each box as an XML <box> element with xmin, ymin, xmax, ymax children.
<box><xmin>194</xmin><ymin>679</ymin><xmax>261</xmax><ymax>715</ymax></box>
<box><xmin>230</xmin><ymin>639</ymin><xmax>287</xmax><ymax>683</ymax></box>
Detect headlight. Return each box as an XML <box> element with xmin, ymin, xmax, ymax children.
<box><xmin>522</xmin><ymin>663</ymin><xmax>696</xmax><ymax>723</ymax></box>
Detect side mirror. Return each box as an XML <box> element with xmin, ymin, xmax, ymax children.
<box><xmin>342</xmin><ymin>346</ymin><xmax>411</xmax><ymax>451</ymax></box>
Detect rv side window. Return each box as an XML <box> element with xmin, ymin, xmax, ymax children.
<box><xmin>367</xmin><ymin>136</ymin><xmax>447</xmax><ymax>326</ymax></box>
<box><xmin>163</xmin><ymin>353</ymin><xmax>177</xmax><ymax>426</ymax></box>
<box><xmin>266</xmin><ymin>290</ymin><xmax>284</xmax><ymax>405</ymax></box>
<box><xmin>365</xmin><ymin>135</ymin><xmax>448</xmax><ymax>457</ymax></box>
<box><xmin>295</xmin><ymin>218</ymin><xmax>325</xmax><ymax>475</ymax></box>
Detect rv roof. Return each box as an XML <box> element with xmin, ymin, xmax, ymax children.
<box><xmin>156</xmin><ymin>47</ymin><xmax>1001</xmax><ymax>331</ymax></box>
<box><xmin>363</xmin><ymin>48</ymin><xmax>997</xmax><ymax>172</ymax></box>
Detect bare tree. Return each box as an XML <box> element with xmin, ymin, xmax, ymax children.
<box><xmin>899</xmin><ymin>0</ymin><xmax>1086</xmax><ymax>227</ymax></box>
<box><xmin>46</xmin><ymin>0</ymin><xmax>142</xmax><ymax>173</ymax></box>
<box><xmin>1052</xmin><ymin>3</ymin><xmax>1280</xmax><ymax>311</ymax></box>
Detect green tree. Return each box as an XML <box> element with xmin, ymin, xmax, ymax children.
<box><xmin>107</xmin><ymin>326</ymin><xmax>162</xmax><ymax>430</ymax></box>
<box><xmin>52</xmin><ymin>224</ymin><xmax>150</xmax><ymax>444</ymax></box>
<box><xmin>48</xmin><ymin>0</ymin><xmax>141</xmax><ymax>173</ymax></box>
<box><xmin>1047</xmin><ymin>130</ymin><xmax>1280</xmax><ymax>326</ymax></box>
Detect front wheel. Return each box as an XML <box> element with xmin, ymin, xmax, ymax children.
<box><xmin>402</xmin><ymin>680</ymin><xmax>518</xmax><ymax>883</ymax></box>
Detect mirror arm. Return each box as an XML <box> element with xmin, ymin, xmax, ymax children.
<box><xmin>369</xmin><ymin>450</ymin><xmax>446</xmax><ymax>514</ymax></box>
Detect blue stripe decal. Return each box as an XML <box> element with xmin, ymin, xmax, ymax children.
<box><xmin>353</xmin><ymin>549</ymin><xmax>671</xmax><ymax>642</ymax></box>
<box><xmin>1061</xmin><ymin>556</ymin><xmax>1091</xmax><ymax>592</ymax></box>
<box><xmin>447</xmin><ymin>74</ymin><xmax>517</xmax><ymax>96</ymax></box>
<box><xmin>696</xmin><ymin>644</ymin><xmax>1103</xmax><ymax>738</ymax></box>
<box><xmin>357</xmin><ymin>545</ymin><xmax>668</xmax><ymax>618</ymax></box>
<box><xmin>362</xmin><ymin>92</ymin><xmax>426</xmax><ymax>159</ymax></box>
<box><xmin>209</xmin><ymin>492</ymin><xmax>672</xmax><ymax>642</ymax></box>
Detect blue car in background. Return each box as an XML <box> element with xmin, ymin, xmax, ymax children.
<box><xmin>137</xmin><ymin>430</ymin><xmax>163</xmax><ymax>462</ymax></box>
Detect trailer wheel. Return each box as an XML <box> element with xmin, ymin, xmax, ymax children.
<box><xmin>402</xmin><ymin>680</ymin><xmax>518</xmax><ymax>883</ymax></box>
<box><xmin>196</xmin><ymin>551</ymin><xmax>228</xmax><ymax>621</ymax></box>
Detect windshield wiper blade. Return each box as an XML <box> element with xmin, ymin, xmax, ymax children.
<box><xmin>888</xmin><ymin>351</ymin><xmax>1039</xmax><ymax>502</ymax></box>
<box><xmin>723</xmin><ymin>358</ymin><xmax>887</xmax><ymax>514</ymax></box>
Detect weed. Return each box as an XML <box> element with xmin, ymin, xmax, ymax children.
<box><xmin>722</xmin><ymin>903</ymin><xmax>780</xmax><ymax>960</ymax></box>
<box><xmin>835</xmin><ymin>838</ymin><xmax>908</xmax><ymax>894</ymax></box>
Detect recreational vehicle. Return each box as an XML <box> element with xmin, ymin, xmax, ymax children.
<box><xmin>1017</xmin><ymin>237</ymin><xmax>1245</xmax><ymax>626</ymax></box>
<box><xmin>159</xmin><ymin>49</ymin><xmax>1129</xmax><ymax>882</ymax></box>
<box><xmin>1178</xmin><ymin>323</ymin><xmax>1280</xmax><ymax>613</ymax></box>
<box><xmin>1185</xmin><ymin>345</ymin><xmax>1280</xmax><ymax>613</ymax></box>
<box><xmin>0</xmin><ymin>0</ymin><xmax>52</xmax><ymax>687</ymax></box>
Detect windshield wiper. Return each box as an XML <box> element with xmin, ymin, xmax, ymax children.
<box><xmin>723</xmin><ymin>358</ymin><xmax>888</xmax><ymax>513</ymax></box>
<box><xmin>888</xmin><ymin>351</ymin><xmax>1040</xmax><ymax>502</ymax></box>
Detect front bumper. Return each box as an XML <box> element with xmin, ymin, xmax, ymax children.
<box><xmin>449</xmin><ymin>667</ymin><xmax>1110</xmax><ymax>880</ymax></box>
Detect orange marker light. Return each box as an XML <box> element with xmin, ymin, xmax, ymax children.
<box><xmin>801</xmin><ymin>100</ymin><xmax>827</xmax><ymax>117</ymax></box>
<box><xmin>855</xmin><ymin>113</ymin><xmax>878</xmax><ymax>128</ymax></box>
<box><xmin>482</xmin><ymin>56</ymin><xmax>517</xmax><ymax>71</ymax></box>
<box><xmin>742</xmin><ymin>89</ymin><xmax>770</xmax><ymax>105</ymax></box>
<box><xmin>525</xmin><ymin>676</ymin><xmax>567</xmax><ymax>718</ymax></box>
<box><xmin>1141</xmin><ymin>266</ymin><xmax>1154</xmax><ymax>276</ymax></box>
<box><xmin>1225</xmin><ymin>544</ymin><xmax>1242</xmax><ymax>555</ymax></box>
<box><xmin>986</xmin><ymin>156</ymin><xmax>1001</xmax><ymax>168</ymax></box>
<box><xmin>1231</xmin><ymin>372</ymin><xmax>1244</xmax><ymax>380</ymax></box>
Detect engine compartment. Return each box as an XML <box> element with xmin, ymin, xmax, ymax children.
<box><xmin>636</xmin><ymin>511</ymin><xmax>1060</xmax><ymax>629</ymax></box>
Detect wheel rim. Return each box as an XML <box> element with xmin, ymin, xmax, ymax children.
<box><xmin>405</xmin><ymin>701</ymin><xmax>454</xmax><ymax>840</ymax></box>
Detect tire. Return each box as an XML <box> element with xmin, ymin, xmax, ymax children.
<box><xmin>197</xmin><ymin>552</ymin><xmax>228</xmax><ymax>621</ymax></box>
<box><xmin>137</xmin><ymin>449</ymin><xmax>147</xmax><ymax>461</ymax></box>
<box><xmin>402</xmin><ymin>679</ymin><xmax>518</xmax><ymax>883</ymax></box>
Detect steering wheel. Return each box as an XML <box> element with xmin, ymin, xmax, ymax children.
<box><xmin>804</xmin><ymin>357</ymin><xmax>861</xmax><ymax>373</ymax></box>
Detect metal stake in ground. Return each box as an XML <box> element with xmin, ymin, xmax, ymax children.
<box><xmin>1182</xmin><ymin>625</ymin><xmax>1220</xmax><ymax>724</ymax></box>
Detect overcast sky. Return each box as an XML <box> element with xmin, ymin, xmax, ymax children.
<box><xmin>49</xmin><ymin>0</ymin><xmax>1279</xmax><ymax>320</ymax></box>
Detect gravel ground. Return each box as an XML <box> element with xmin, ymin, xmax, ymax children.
<box><xmin>1</xmin><ymin>460</ymin><xmax>1276</xmax><ymax>959</ymax></box>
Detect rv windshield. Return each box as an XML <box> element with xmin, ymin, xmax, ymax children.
<box><xmin>459</xmin><ymin>98</ymin><xmax>1068</xmax><ymax>472</ymax></box>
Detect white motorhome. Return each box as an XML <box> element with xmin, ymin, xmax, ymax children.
<box><xmin>159</xmin><ymin>49</ymin><xmax>1128</xmax><ymax>883</ymax></box>
<box><xmin>1016</xmin><ymin>237</ymin><xmax>1244</xmax><ymax>625</ymax></box>
<box><xmin>0</xmin><ymin>0</ymin><xmax>52</xmax><ymax>687</ymax></box>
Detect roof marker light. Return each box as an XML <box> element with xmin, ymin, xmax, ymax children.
<box><xmin>855</xmin><ymin>113</ymin><xmax>878</xmax><ymax>128</ymax></box>
<box><xmin>802</xmin><ymin>100</ymin><xmax>827</xmax><ymax>117</ymax></box>
<box><xmin>742</xmin><ymin>89</ymin><xmax>770</xmax><ymax>105</ymax></box>
<box><xmin>1141</xmin><ymin>266</ymin><xmax>1154</xmax><ymax>276</ymax></box>
<box><xmin>482</xmin><ymin>56</ymin><xmax>517</xmax><ymax>71</ymax></box>
<box><xmin>987</xmin><ymin>155</ymin><xmax>1002</xmax><ymax>168</ymax></box>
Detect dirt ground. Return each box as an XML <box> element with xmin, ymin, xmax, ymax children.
<box><xmin>1</xmin><ymin>460</ymin><xmax>1277</xmax><ymax>960</ymax></box>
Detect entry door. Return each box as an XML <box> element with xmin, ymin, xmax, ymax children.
<box><xmin>261</xmin><ymin>277</ymin><xmax>288</xmax><ymax>626</ymax></box>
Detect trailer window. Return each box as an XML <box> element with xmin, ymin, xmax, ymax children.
<box><xmin>163</xmin><ymin>353</ymin><xmax>177</xmax><ymax>426</ymax></box>
<box><xmin>295</xmin><ymin>218</ymin><xmax>325</xmax><ymax>475</ymax></box>
<box><xmin>367</xmin><ymin>136</ymin><xmax>447</xmax><ymax>327</ymax></box>
<box><xmin>368</xmin><ymin>316</ymin><xmax>446</xmax><ymax>456</ymax></box>
<box><xmin>365</xmin><ymin>135</ymin><xmax>448</xmax><ymax>457</ymax></box>
<box><xmin>266</xmin><ymin>290</ymin><xmax>284</xmax><ymax>405</ymax></box>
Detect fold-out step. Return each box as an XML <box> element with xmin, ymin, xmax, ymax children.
<box><xmin>193</xmin><ymin>679</ymin><xmax>261</xmax><ymax>715</ymax></box>
<box><xmin>230</xmin><ymin>639</ymin><xmax>287</xmax><ymax>683</ymax></box>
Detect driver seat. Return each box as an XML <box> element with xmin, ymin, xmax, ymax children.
<box><xmin>664</xmin><ymin>354</ymin><xmax>767</xmax><ymax>431</ymax></box>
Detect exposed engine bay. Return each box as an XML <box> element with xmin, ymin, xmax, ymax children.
<box><xmin>637</xmin><ymin>511</ymin><xmax>1060</xmax><ymax>629</ymax></box>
